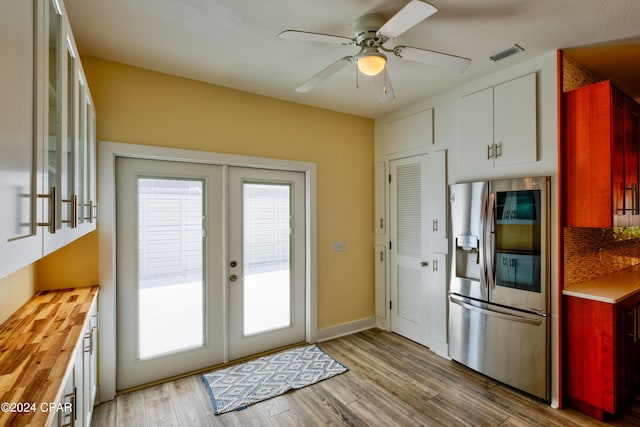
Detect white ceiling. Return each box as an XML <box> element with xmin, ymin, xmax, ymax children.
<box><xmin>62</xmin><ymin>0</ymin><xmax>640</xmax><ymax>118</ymax></box>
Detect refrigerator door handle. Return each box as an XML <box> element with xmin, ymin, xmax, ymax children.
<box><xmin>486</xmin><ymin>191</ymin><xmax>497</xmax><ymax>290</ymax></box>
<box><xmin>479</xmin><ymin>189</ymin><xmax>489</xmax><ymax>289</ymax></box>
<box><xmin>449</xmin><ymin>294</ymin><xmax>543</xmax><ymax>326</ymax></box>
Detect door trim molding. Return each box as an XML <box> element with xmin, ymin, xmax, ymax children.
<box><xmin>97</xmin><ymin>141</ymin><xmax>318</xmax><ymax>402</ymax></box>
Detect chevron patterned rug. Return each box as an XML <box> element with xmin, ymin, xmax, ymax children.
<box><xmin>201</xmin><ymin>344</ymin><xmax>348</xmax><ymax>414</ymax></box>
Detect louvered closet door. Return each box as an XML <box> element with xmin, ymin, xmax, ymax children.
<box><xmin>389</xmin><ymin>155</ymin><xmax>429</xmax><ymax>346</ymax></box>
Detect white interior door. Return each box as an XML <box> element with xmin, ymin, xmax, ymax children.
<box><xmin>389</xmin><ymin>155</ymin><xmax>430</xmax><ymax>346</ymax></box>
<box><xmin>116</xmin><ymin>157</ymin><xmax>224</xmax><ymax>390</ymax></box>
<box><xmin>227</xmin><ymin>167</ymin><xmax>306</xmax><ymax>360</ymax></box>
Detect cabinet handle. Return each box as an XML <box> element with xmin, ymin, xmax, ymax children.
<box><xmin>487</xmin><ymin>144</ymin><xmax>494</xmax><ymax>160</ymax></box>
<box><xmin>379</xmin><ymin>250</ymin><xmax>384</xmax><ymax>262</ymax></box>
<box><xmin>58</xmin><ymin>389</ymin><xmax>75</xmax><ymax>427</ymax></box>
<box><xmin>634</xmin><ymin>183</ymin><xmax>639</xmax><ymax>215</ymax></box>
<box><xmin>495</xmin><ymin>142</ymin><xmax>503</xmax><ymax>158</ymax></box>
<box><xmin>629</xmin><ymin>308</ymin><xmax>638</xmax><ymax>343</ymax></box>
<box><xmin>84</xmin><ymin>331</ymin><xmax>93</xmax><ymax>354</ymax></box>
<box><xmin>62</xmin><ymin>194</ymin><xmax>78</xmax><ymax>228</ymax></box>
<box><xmin>636</xmin><ymin>306</ymin><xmax>639</xmax><ymax>343</ymax></box>
<box><xmin>83</xmin><ymin>201</ymin><xmax>94</xmax><ymax>222</ymax></box>
<box><xmin>92</xmin><ymin>313</ymin><xmax>99</xmax><ymax>331</ymax></box>
<box><xmin>379</xmin><ymin>218</ymin><xmax>384</xmax><ymax>230</ymax></box>
<box><xmin>432</xmin><ymin>259</ymin><xmax>438</xmax><ymax>272</ymax></box>
<box><xmin>37</xmin><ymin>187</ymin><xmax>56</xmax><ymax>234</ymax></box>
<box><xmin>432</xmin><ymin>219</ymin><xmax>438</xmax><ymax>232</ymax></box>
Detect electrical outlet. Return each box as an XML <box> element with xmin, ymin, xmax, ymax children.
<box><xmin>332</xmin><ymin>241</ymin><xmax>345</xmax><ymax>252</ymax></box>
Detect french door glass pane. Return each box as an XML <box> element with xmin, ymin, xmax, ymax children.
<box><xmin>137</xmin><ymin>177</ymin><xmax>205</xmax><ymax>359</ymax></box>
<box><xmin>243</xmin><ymin>183</ymin><xmax>291</xmax><ymax>335</ymax></box>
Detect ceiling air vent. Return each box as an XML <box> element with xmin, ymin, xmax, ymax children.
<box><xmin>488</xmin><ymin>44</ymin><xmax>525</xmax><ymax>62</ymax></box>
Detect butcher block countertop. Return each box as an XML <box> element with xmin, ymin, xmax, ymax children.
<box><xmin>563</xmin><ymin>264</ymin><xmax>640</xmax><ymax>303</ymax></box>
<box><xmin>0</xmin><ymin>286</ymin><xmax>98</xmax><ymax>427</ymax></box>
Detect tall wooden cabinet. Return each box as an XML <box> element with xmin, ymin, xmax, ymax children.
<box><xmin>563</xmin><ymin>80</ymin><xmax>640</xmax><ymax>228</ymax></box>
<box><xmin>1</xmin><ymin>0</ymin><xmax>97</xmax><ymax>279</ymax></box>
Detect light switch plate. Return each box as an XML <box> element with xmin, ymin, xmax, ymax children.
<box><xmin>333</xmin><ymin>241</ymin><xmax>345</xmax><ymax>252</ymax></box>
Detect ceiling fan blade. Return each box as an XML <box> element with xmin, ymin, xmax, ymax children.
<box><xmin>278</xmin><ymin>30</ymin><xmax>353</xmax><ymax>46</ymax></box>
<box><xmin>295</xmin><ymin>56</ymin><xmax>353</xmax><ymax>93</ymax></box>
<box><xmin>371</xmin><ymin>71</ymin><xmax>395</xmax><ymax>103</ymax></box>
<box><xmin>377</xmin><ymin>0</ymin><xmax>438</xmax><ymax>40</ymax></box>
<box><xmin>394</xmin><ymin>45</ymin><xmax>471</xmax><ymax>72</ymax></box>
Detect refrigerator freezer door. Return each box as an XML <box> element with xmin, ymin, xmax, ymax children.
<box><xmin>448</xmin><ymin>294</ymin><xmax>550</xmax><ymax>401</ymax></box>
<box><xmin>449</xmin><ymin>182</ymin><xmax>489</xmax><ymax>301</ymax></box>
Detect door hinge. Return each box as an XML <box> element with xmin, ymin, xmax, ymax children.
<box><xmin>389</xmin><ymin>300</ymin><xmax>392</xmax><ymax>310</ymax></box>
<box><xmin>389</xmin><ymin>241</ymin><xmax>392</xmax><ymax>250</ymax></box>
<box><xmin>388</xmin><ymin>174</ymin><xmax>392</xmax><ymax>183</ymax></box>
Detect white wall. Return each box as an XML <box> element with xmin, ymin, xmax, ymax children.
<box><xmin>374</xmin><ymin>50</ymin><xmax>560</xmax><ymax>406</ymax></box>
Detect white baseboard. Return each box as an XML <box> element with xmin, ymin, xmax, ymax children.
<box><xmin>315</xmin><ymin>316</ymin><xmax>377</xmax><ymax>342</ymax></box>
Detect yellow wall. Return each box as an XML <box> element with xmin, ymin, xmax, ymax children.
<box><xmin>37</xmin><ymin>231</ymin><xmax>99</xmax><ymax>289</ymax></box>
<box><xmin>37</xmin><ymin>57</ymin><xmax>375</xmax><ymax>330</ymax></box>
<box><xmin>0</xmin><ymin>265</ymin><xmax>36</xmax><ymax>325</ymax></box>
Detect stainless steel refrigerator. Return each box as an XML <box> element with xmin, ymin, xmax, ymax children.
<box><xmin>448</xmin><ymin>176</ymin><xmax>550</xmax><ymax>401</ymax></box>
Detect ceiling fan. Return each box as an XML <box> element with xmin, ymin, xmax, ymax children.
<box><xmin>278</xmin><ymin>0</ymin><xmax>471</xmax><ymax>103</ymax></box>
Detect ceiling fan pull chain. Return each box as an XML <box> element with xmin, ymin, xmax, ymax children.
<box><xmin>383</xmin><ymin>68</ymin><xmax>389</xmax><ymax>94</ymax></box>
<box><xmin>355</xmin><ymin>64</ymin><xmax>360</xmax><ymax>89</ymax></box>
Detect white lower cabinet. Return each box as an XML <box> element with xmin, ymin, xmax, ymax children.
<box><xmin>52</xmin><ymin>300</ymin><xmax>98</xmax><ymax>427</ymax></box>
<box><xmin>52</xmin><ymin>362</ymin><xmax>76</xmax><ymax>427</ymax></box>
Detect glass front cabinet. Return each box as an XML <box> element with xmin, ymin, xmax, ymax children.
<box><xmin>1</xmin><ymin>0</ymin><xmax>96</xmax><ymax>278</ymax></box>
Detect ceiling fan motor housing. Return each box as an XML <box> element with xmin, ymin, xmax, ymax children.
<box><xmin>352</xmin><ymin>14</ymin><xmax>386</xmax><ymax>46</ymax></box>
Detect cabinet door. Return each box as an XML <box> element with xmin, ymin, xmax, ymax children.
<box><xmin>563</xmin><ymin>296</ymin><xmax>616</xmax><ymax>416</ymax></box>
<box><xmin>460</xmin><ymin>87</ymin><xmax>494</xmax><ymax>170</ymax></box>
<box><xmin>493</xmin><ymin>73</ymin><xmax>537</xmax><ymax>166</ymax></box>
<box><xmin>0</xmin><ymin>0</ymin><xmax>44</xmax><ymax>279</ymax></box>
<box><xmin>43</xmin><ymin>0</ymin><xmax>66</xmax><ymax>254</ymax></box>
<box><xmin>563</xmin><ymin>81</ymin><xmax>615</xmax><ymax>227</ymax></box>
<box><xmin>428</xmin><ymin>252</ymin><xmax>447</xmax><ymax>354</ymax></box>
<box><xmin>621</xmin><ymin>96</ymin><xmax>640</xmax><ymax>226</ymax></box>
<box><xmin>72</xmin><ymin>72</ymin><xmax>97</xmax><ymax>237</ymax></box>
<box><xmin>55</xmin><ymin>360</ymin><xmax>76</xmax><ymax>427</ymax></box>
<box><xmin>375</xmin><ymin>244</ymin><xmax>386</xmax><ymax>318</ymax></box>
<box><xmin>83</xmin><ymin>301</ymin><xmax>98</xmax><ymax>426</ymax></box>
<box><xmin>428</xmin><ymin>149</ymin><xmax>447</xmax><ymax>253</ymax></box>
<box><xmin>382</xmin><ymin>109</ymin><xmax>433</xmax><ymax>155</ymax></box>
<box><xmin>375</xmin><ymin>161</ymin><xmax>385</xmax><ymax>234</ymax></box>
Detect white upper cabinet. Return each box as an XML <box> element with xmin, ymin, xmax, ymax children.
<box><xmin>382</xmin><ymin>108</ymin><xmax>434</xmax><ymax>155</ymax></box>
<box><xmin>460</xmin><ymin>73</ymin><xmax>537</xmax><ymax>170</ymax></box>
<box><xmin>1</xmin><ymin>0</ymin><xmax>45</xmax><ymax>279</ymax></box>
<box><xmin>1</xmin><ymin>0</ymin><xmax>96</xmax><ymax>278</ymax></box>
<box><xmin>44</xmin><ymin>1</ymin><xmax>97</xmax><ymax>256</ymax></box>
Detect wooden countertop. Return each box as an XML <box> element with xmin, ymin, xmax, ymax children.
<box><xmin>563</xmin><ymin>264</ymin><xmax>640</xmax><ymax>303</ymax></box>
<box><xmin>0</xmin><ymin>286</ymin><xmax>98</xmax><ymax>427</ymax></box>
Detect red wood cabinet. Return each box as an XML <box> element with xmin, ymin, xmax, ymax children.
<box><xmin>563</xmin><ymin>293</ymin><xmax>640</xmax><ymax>420</ymax></box>
<box><xmin>563</xmin><ymin>80</ymin><xmax>640</xmax><ymax>227</ymax></box>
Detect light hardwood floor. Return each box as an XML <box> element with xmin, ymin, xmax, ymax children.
<box><xmin>92</xmin><ymin>329</ymin><xmax>640</xmax><ymax>426</ymax></box>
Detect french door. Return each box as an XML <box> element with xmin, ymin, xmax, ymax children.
<box><xmin>227</xmin><ymin>167</ymin><xmax>306</xmax><ymax>360</ymax></box>
<box><xmin>115</xmin><ymin>158</ymin><xmax>306</xmax><ymax>390</ymax></box>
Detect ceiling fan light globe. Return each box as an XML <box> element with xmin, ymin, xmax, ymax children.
<box><xmin>357</xmin><ymin>54</ymin><xmax>387</xmax><ymax>76</ymax></box>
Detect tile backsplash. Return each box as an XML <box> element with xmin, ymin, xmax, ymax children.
<box><xmin>564</xmin><ymin>227</ymin><xmax>640</xmax><ymax>286</ymax></box>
